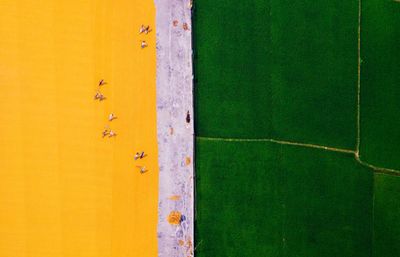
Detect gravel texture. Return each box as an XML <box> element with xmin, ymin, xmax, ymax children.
<box><xmin>154</xmin><ymin>1</ymin><xmax>194</xmax><ymax>256</ymax></box>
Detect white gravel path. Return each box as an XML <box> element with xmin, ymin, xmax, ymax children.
<box><xmin>154</xmin><ymin>1</ymin><xmax>194</xmax><ymax>256</ymax></box>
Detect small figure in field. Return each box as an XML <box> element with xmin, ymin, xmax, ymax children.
<box><xmin>134</xmin><ymin>151</ymin><xmax>146</xmax><ymax>160</ymax></box>
<box><xmin>139</xmin><ymin>25</ymin><xmax>146</xmax><ymax>34</ymax></box>
<box><xmin>102</xmin><ymin>128</ymin><xmax>109</xmax><ymax>138</ymax></box>
<box><xmin>108</xmin><ymin>130</ymin><xmax>116</xmax><ymax>137</ymax></box>
<box><xmin>183</xmin><ymin>23</ymin><xmax>189</xmax><ymax>31</ymax></box>
<box><xmin>139</xmin><ymin>25</ymin><xmax>151</xmax><ymax>34</ymax></box>
<box><xmin>141</xmin><ymin>40</ymin><xmax>148</xmax><ymax>49</ymax></box>
<box><xmin>186</xmin><ymin>111</ymin><xmax>191</xmax><ymax>123</ymax></box>
<box><xmin>173</xmin><ymin>20</ymin><xmax>179</xmax><ymax>27</ymax></box>
<box><xmin>94</xmin><ymin>91</ymin><xmax>106</xmax><ymax>101</ymax></box>
<box><xmin>94</xmin><ymin>91</ymin><xmax>101</xmax><ymax>100</ymax></box>
<box><xmin>98</xmin><ymin>79</ymin><xmax>106</xmax><ymax>86</ymax></box>
<box><xmin>136</xmin><ymin>166</ymin><xmax>148</xmax><ymax>174</ymax></box>
<box><xmin>188</xmin><ymin>0</ymin><xmax>193</xmax><ymax>9</ymax></box>
<box><xmin>108</xmin><ymin>113</ymin><xmax>116</xmax><ymax>121</ymax></box>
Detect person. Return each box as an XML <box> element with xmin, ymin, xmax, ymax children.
<box><xmin>141</xmin><ymin>41</ymin><xmax>148</xmax><ymax>48</ymax></box>
<box><xmin>139</xmin><ymin>25</ymin><xmax>151</xmax><ymax>34</ymax></box>
<box><xmin>137</xmin><ymin>166</ymin><xmax>147</xmax><ymax>174</ymax></box>
<box><xmin>108</xmin><ymin>113</ymin><xmax>116</xmax><ymax>121</ymax></box>
<box><xmin>109</xmin><ymin>130</ymin><xmax>116</xmax><ymax>137</ymax></box>
<box><xmin>134</xmin><ymin>151</ymin><xmax>146</xmax><ymax>160</ymax></box>
<box><xmin>94</xmin><ymin>91</ymin><xmax>101</xmax><ymax>100</ymax></box>
<box><xmin>186</xmin><ymin>111</ymin><xmax>191</xmax><ymax>123</ymax></box>
<box><xmin>98</xmin><ymin>93</ymin><xmax>105</xmax><ymax>101</ymax></box>
<box><xmin>139</xmin><ymin>25</ymin><xmax>144</xmax><ymax>33</ymax></box>
<box><xmin>94</xmin><ymin>91</ymin><xmax>105</xmax><ymax>101</ymax></box>
<box><xmin>145</xmin><ymin>26</ymin><xmax>152</xmax><ymax>34</ymax></box>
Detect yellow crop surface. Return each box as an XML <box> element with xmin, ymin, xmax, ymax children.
<box><xmin>0</xmin><ymin>1</ymin><xmax>158</xmax><ymax>257</ymax></box>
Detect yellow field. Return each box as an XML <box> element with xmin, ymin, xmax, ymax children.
<box><xmin>0</xmin><ymin>1</ymin><xmax>158</xmax><ymax>257</ymax></box>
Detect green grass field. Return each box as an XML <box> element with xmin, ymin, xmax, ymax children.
<box><xmin>194</xmin><ymin>0</ymin><xmax>400</xmax><ymax>256</ymax></box>
<box><xmin>194</xmin><ymin>0</ymin><xmax>358</xmax><ymax>149</ymax></box>
<box><xmin>195</xmin><ymin>140</ymin><xmax>372</xmax><ymax>257</ymax></box>
<box><xmin>373</xmin><ymin>174</ymin><xmax>400</xmax><ymax>257</ymax></box>
<box><xmin>360</xmin><ymin>0</ymin><xmax>400</xmax><ymax>170</ymax></box>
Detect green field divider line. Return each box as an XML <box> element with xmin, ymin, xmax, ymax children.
<box><xmin>353</xmin><ymin>0</ymin><xmax>399</xmax><ymax>177</ymax></box>
<box><xmin>196</xmin><ymin>136</ymin><xmax>356</xmax><ymax>154</ymax></box>
<box><xmin>196</xmin><ymin>136</ymin><xmax>400</xmax><ymax>176</ymax></box>
<box><xmin>356</xmin><ymin>157</ymin><xmax>400</xmax><ymax>176</ymax></box>
<box><xmin>355</xmin><ymin>0</ymin><xmax>400</xmax><ymax>177</ymax></box>
<box><xmin>356</xmin><ymin>0</ymin><xmax>362</xmax><ymax>155</ymax></box>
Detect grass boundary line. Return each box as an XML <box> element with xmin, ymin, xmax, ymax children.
<box><xmin>196</xmin><ymin>136</ymin><xmax>400</xmax><ymax>176</ymax></box>
<box><xmin>356</xmin><ymin>0</ymin><xmax>362</xmax><ymax>155</ymax></box>
<box><xmin>196</xmin><ymin>136</ymin><xmax>355</xmax><ymax>154</ymax></box>
<box><xmin>356</xmin><ymin>157</ymin><xmax>400</xmax><ymax>176</ymax></box>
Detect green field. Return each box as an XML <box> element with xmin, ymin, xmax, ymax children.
<box><xmin>194</xmin><ymin>0</ymin><xmax>358</xmax><ymax>149</ymax></box>
<box><xmin>373</xmin><ymin>174</ymin><xmax>400</xmax><ymax>257</ymax></box>
<box><xmin>360</xmin><ymin>0</ymin><xmax>400</xmax><ymax>170</ymax></box>
<box><xmin>195</xmin><ymin>140</ymin><xmax>372</xmax><ymax>257</ymax></box>
<box><xmin>194</xmin><ymin>0</ymin><xmax>400</xmax><ymax>256</ymax></box>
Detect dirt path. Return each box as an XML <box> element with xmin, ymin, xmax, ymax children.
<box><xmin>154</xmin><ymin>1</ymin><xmax>194</xmax><ymax>256</ymax></box>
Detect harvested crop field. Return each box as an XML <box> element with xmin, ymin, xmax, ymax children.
<box><xmin>0</xmin><ymin>1</ymin><xmax>159</xmax><ymax>256</ymax></box>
